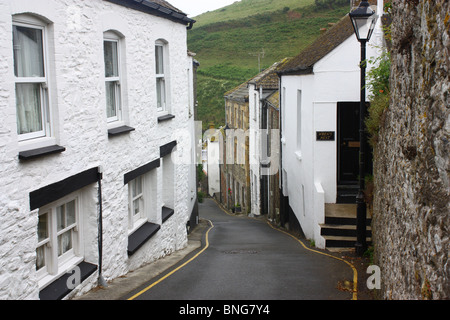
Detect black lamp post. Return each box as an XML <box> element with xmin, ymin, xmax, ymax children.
<box><xmin>349</xmin><ymin>0</ymin><xmax>378</xmax><ymax>256</ymax></box>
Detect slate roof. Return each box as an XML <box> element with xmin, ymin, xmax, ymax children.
<box><xmin>224</xmin><ymin>59</ymin><xmax>289</xmax><ymax>102</ymax></box>
<box><xmin>104</xmin><ymin>0</ymin><xmax>195</xmax><ymax>26</ymax></box>
<box><xmin>277</xmin><ymin>14</ymin><xmax>355</xmax><ymax>75</ymax></box>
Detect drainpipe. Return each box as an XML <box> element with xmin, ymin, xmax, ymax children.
<box><xmin>97</xmin><ymin>166</ymin><xmax>107</xmax><ymax>287</ymax></box>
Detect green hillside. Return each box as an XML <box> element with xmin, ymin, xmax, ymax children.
<box><xmin>188</xmin><ymin>0</ymin><xmax>350</xmax><ymax>130</ymax></box>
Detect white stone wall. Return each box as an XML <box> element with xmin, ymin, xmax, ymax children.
<box><xmin>248</xmin><ymin>83</ymin><xmax>261</xmax><ymax>216</ymax></box>
<box><xmin>280</xmin><ymin>19</ymin><xmax>384</xmax><ymax>248</ymax></box>
<box><xmin>0</xmin><ymin>0</ymin><xmax>193</xmax><ymax>299</ymax></box>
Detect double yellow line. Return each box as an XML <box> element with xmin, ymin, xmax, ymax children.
<box><xmin>128</xmin><ymin>208</ymin><xmax>358</xmax><ymax>300</ymax></box>
<box><xmin>127</xmin><ymin>219</ymin><xmax>215</xmax><ymax>300</ymax></box>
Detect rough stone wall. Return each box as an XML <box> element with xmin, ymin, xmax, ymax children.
<box><xmin>372</xmin><ymin>0</ymin><xmax>449</xmax><ymax>299</ymax></box>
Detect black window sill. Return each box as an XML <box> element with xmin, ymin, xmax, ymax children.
<box><xmin>39</xmin><ymin>261</ymin><xmax>97</xmax><ymax>300</ymax></box>
<box><xmin>162</xmin><ymin>206</ymin><xmax>174</xmax><ymax>223</ymax></box>
<box><xmin>157</xmin><ymin>114</ymin><xmax>175</xmax><ymax>123</ymax></box>
<box><xmin>128</xmin><ymin>222</ymin><xmax>160</xmax><ymax>256</ymax></box>
<box><xmin>19</xmin><ymin>145</ymin><xmax>65</xmax><ymax>161</ymax></box>
<box><xmin>108</xmin><ymin>125</ymin><xmax>135</xmax><ymax>137</ymax></box>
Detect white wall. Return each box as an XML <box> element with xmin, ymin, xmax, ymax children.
<box><xmin>248</xmin><ymin>83</ymin><xmax>261</xmax><ymax>215</ymax></box>
<box><xmin>281</xmin><ymin>18</ymin><xmax>384</xmax><ymax>247</ymax></box>
<box><xmin>0</xmin><ymin>0</ymin><xmax>193</xmax><ymax>299</ymax></box>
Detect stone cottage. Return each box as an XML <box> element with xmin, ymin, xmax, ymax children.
<box><xmin>0</xmin><ymin>0</ymin><xmax>197</xmax><ymax>299</ymax></box>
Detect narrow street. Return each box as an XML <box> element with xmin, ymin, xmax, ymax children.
<box><xmin>122</xmin><ymin>199</ymin><xmax>356</xmax><ymax>300</ymax></box>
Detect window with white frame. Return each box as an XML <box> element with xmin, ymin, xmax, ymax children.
<box><xmin>128</xmin><ymin>176</ymin><xmax>146</xmax><ymax>232</ymax></box>
<box><xmin>104</xmin><ymin>32</ymin><xmax>122</xmax><ymax>122</ymax></box>
<box><xmin>155</xmin><ymin>40</ymin><xmax>169</xmax><ymax>112</ymax></box>
<box><xmin>36</xmin><ymin>195</ymin><xmax>81</xmax><ymax>283</ymax></box>
<box><xmin>13</xmin><ymin>17</ymin><xmax>50</xmax><ymax>141</ymax></box>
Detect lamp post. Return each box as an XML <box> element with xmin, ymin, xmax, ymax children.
<box><xmin>349</xmin><ymin>0</ymin><xmax>378</xmax><ymax>256</ymax></box>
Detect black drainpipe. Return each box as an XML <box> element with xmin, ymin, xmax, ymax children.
<box><xmin>97</xmin><ymin>166</ymin><xmax>107</xmax><ymax>287</ymax></box>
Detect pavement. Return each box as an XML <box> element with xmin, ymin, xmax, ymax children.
<box><xmin>74</xmin><ymin>218</ymin><xmax>209</xmax><ymax>300</ymax></box>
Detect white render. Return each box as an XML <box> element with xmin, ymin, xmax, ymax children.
<box><xmin>280</xmin><ymin>10</ymin><xmax>385</xmax><ymax>248</ymax></box>
<box><xmin>0</xmin><ymin>0</ymin><xmax>196</xmax><ymax>299</ymax></box>
<box><xmin>248</xmin><ymin>83</ymin><xmax>261</xmax><ymax>216</ymax></box>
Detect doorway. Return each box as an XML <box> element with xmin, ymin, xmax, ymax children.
<box><xmin>337</xmin><ymin>102</ymin><xmax>360</xmax><ymax>203</ymax></box>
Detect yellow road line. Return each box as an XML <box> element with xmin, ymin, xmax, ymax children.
<box><xmin>127</xmin><ymin>219</ymin><xmax>214</xmax><ymax>300</ymax></box>
<box><xmin>266</xmin><ymin>222</ymin><xmax>358</xmax><ymax>300</ymax></box>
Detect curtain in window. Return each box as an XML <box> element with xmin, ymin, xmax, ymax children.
<box><xmin>13</xmin><ymin>25</ymin><xmax>44</xmax><ymax>77</ymax></box>
<box><xmin>13</xmin><ymin>25</ymin><xmax>45</xmax><ymax>135</ymax></box>
<box><xmin>16</xmin><ymin>83</ymin><xmax>43</xmax><ymax>134</ymax></box>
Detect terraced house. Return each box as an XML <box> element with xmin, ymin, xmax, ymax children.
<box><xmin>0</xmin><ymin>0</ymin><xmax>198</xmax><ymax>299</ymax></box>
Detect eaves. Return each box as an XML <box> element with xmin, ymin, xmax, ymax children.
<box><xmin>104</xmin><ymin>0</ymin><xmax>195</xmax><ymax>28</ymax></box>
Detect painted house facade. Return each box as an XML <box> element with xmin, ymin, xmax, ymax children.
<box><xmin>248</xmin><ymin>60</ymin><xmax>285</xmax><ymax>219</ymax></box>
<box><xmin>277</xmin><ymin>1</ymin><xmax>385</xmax><ymax>249</ymax></box>
<box><xmin>222</xmin><ymin>81</ymin><xmax>251</xmax><ymax>213</ymax></box>
<box><xmin>0</xmin><ymin>0</ymin><xmax>197</xmax><ymax>299</ymax></box>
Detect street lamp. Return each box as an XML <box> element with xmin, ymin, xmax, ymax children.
<box><xmin>349</xmin><ymin>0</ymin><xmax>378</xmax><ymax>256</ymax></box>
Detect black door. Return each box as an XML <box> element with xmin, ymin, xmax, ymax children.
<box><xmin>337</xmin><ymin>102</ymin><xmax>360</xmax><ymax>203</ymax></box>
<box><xmin>337</xmin><ymin>102</ymin><xmax>360</xmax><ymax>184</ymax></box>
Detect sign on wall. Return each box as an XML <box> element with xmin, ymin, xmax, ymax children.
<box><xmin>316</xmin><ymin>131</ymin><xmax>335</xmax><ymax>141</ymax></box>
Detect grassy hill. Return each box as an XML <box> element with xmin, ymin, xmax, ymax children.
<box><xmin>188</xmin><ymin>0</ymin><xmax>350</xmax><ymax>130</ymax></box>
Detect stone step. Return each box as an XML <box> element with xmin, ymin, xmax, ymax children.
<box><xmin>320</xmin><ymin>224</ymin><xmax>372</xmax><ymax>237</ymax></box>
<box><xmin>322</xmin><ymin>235</ymin><xmax>372</xmax><ymax>248</ymax></box>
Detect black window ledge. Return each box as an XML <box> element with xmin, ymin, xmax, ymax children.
<box><xmin>128</xmin><ymin>222</ymin><xmax>160</xmax><ymax>256</ymax></box>
<box><xmin>108</xmin><ymin>125</ymin><xmax>135</xmax><ymax>137</ymax></box>
<box><xmin>39</xmin><ymin>261</ymin><xmax>97</xmax><ymax>300</ymax></box>
<box><xmin>19</xmin><ymin>145</ymin><xmax>65</xmax><ymax>161</ymax></box>
<box><xmin>162</xmin><ymin>206</ymin><xmax>174</xmax><ymax>223</ymax></box>
<box><xmin>158</xmin><ymin>114</ymin><xmax>175</xmax><ymax>123</ymax></box>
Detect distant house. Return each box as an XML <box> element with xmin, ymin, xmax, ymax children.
<box><xmin>277</xmin><ymin>1</ymin><xmax>385</xmax><ymax>249</ymax></box>
<box><xmin>222</xmin><ymin>79</ymin><xmax>251</xmax><ymax>213</ymax></box>
<box><xmin>0</xmin><ymin>0</ymin><xmax>196</xmax><ymax>299</ymax></box>
<box><xmin>248</xmin><ymin>60</ymin><xmax>287</xmax><ymax>219</ymax></box>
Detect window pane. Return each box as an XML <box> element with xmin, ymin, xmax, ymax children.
<box><xmin>66</xmin><ymin>200</ymin><xmax>76</xmax><ymax>226</ymax></box>
<box><xmin>136</xmin><ymin>176</ymin><xmax>142</xmax><ymax>195</ymax></box>
<box><xmin>36</xmin><ymin>246</ymin><xmax>46</xmax><ymax>270</ymax></box>
<box><xmin>105</xmin><ymin>81</ymin><xmax>117</xmax><ymax>118</ymax></box>
<box><xmin>104</xmin><ymin>40</ymin><xmax>119</xmax><ymax>78</ymax></box>
<box><xmin>37</xmin><ymin>213</ymin><xmax>48</xmax><ymax>242</ymax></box>
<box><xmin>58</xmin><ymin>231</ymin><xmax>72</xmax><ymax>256</ymax></box>
<box><xmin>15</xmin><ymin>83</ymin><xmax>43</xmax><ymax>135</ymax></box>
<box><xmin>13</xmin><ymin>25</ymin><xmax>44</xmax><ymax>78</ymax></box>
<box><xmin>155</xmin><ymin>45</ymin><xmax>164</xmax><ymax>74</ymax></box>
<box><xmin>56</xmin><ymin>205</ymin><xmax>65</xmax><ymax>231</ymax></box>
<box><xmin>156</xmin><ymin>78</ymin><xmax>165</xmax><ymax>110</ymax></box>
<box><xmin>133</xmin><ymin>199</ymin><xmax>140</xmax><ymax>216</ymax></box>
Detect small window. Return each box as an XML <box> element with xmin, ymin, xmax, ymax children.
<box><xmin>36</xmin><ymin>196</ymin><xmax>81</xmax><ymax>283</ymax></box>
<box><xmin>13</xmin><ymin>20</ymin><xmax>50</xmax><ymax>141</ymax></box>
<box><xmin>128</xmin><ymin>176</ymin><xmax>146</xmax><ymax>232</ymax></box>
<box><xmin>155</xmin><ymin>40</ymin><xmax>169</xmax><ymax>112</ymax></box>
<box><xmin>104</xmin><ymin>34</ymin><xmax>122</xmax><ymax>122</ymax></box>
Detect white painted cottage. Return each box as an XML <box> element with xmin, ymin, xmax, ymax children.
<box><xmin>0</xmin><ymin>0</ymin><xmax>198</xmax><ymax>299</ymax></box>
<box><xmin>277</xmin><ymin>1</ymin><xmax>385</xmax><ymax>249</ymax></box>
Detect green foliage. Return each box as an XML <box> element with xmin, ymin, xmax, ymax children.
<box><xmin>366</xmin><ymin>51</ymin><xmax>391</xmax><ymax>148</ymax></box>
<box><xmin>189</xmin><ymin>0</ymin><xmax>350</xmax><ymax>131</ymax></box>
<box><xmin>314</xmin><ymin>0</ymin><xmax>348</xmax><ymax>10</ymax></box>
<box><xmin>197</xmin><ymin>191</ymin><xmax>205</xmax><ymax>203</ymax></box>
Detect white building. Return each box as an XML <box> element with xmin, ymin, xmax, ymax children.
<box><xmin>277</xmin><ymin>2</ymin><xmax>385</xmax><ymax>249</ymax></box>
<box><xmin>248</xmin><ymin>61</ymin><xmax>284</xmax><ymax>217</ymax></box>
<box><xmin>0</xmin><ymin>0</ymin><xmax>197</xmax><ymax>299</ymax></box>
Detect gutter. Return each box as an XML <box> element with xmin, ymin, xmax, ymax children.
<box><xmin>105</xmin><ymin>0</ymin><xmax>196</xmax><ymax>28</ymax></box>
